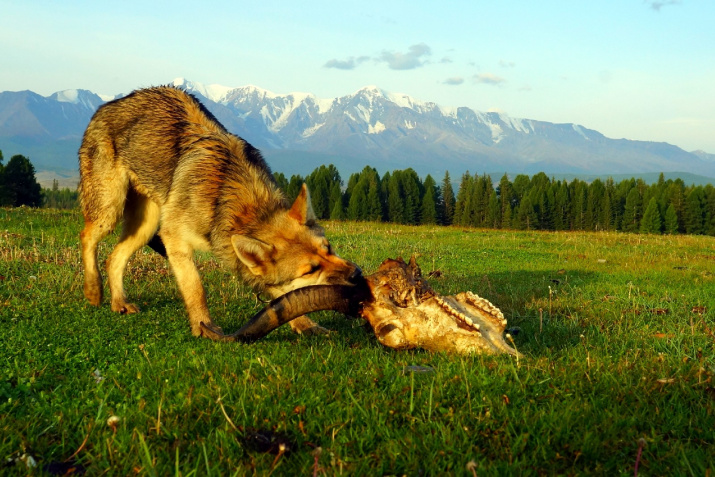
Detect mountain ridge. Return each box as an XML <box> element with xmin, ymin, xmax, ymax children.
<box><xmin>0</xmin><ymin>78</ymin><xmax>713</xmax><ymax>182</ymax></box>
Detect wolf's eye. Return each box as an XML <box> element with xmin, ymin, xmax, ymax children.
<box><xmin>304</xmin><ymin>263</ymin><xmax>321</xmax><ymax>276</ymax></box>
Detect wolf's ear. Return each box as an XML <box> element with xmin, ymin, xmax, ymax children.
<box><xmin>288</xmin><ymin>183</ymin><xmax>316</xmax><ymax>225</ymax></box>
<box><xmin>231</xmin><ymin>235</ymin><xmax>274</xmax><ymax>276</ymax></box>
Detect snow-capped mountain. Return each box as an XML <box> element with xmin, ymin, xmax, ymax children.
<box><xmin>1</xmin><ymin>78</ymin><xmax>713</xmax><ymax>180</ymax></box>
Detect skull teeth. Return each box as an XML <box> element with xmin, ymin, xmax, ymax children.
<box><xmin>434</xmin><ymin>296</ymin><xmax>481</xmax><ymax>332</ymax></box>
<box><xmin>464</xmin><ymin>291</ymin><xmax>506</xmax><ymax>326</ymax></box>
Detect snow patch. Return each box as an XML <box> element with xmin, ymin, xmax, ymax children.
<box><xmin>173</xmin><ymin>77</ymin><xmax>234</xmax><ymax>102</ymax></box>
<box><xmin>269</xmin><ymin>94</ymin><xmax>308</xmax><ymax>132</ymax></box>
<box><xmin>368</xmin><ymin>121</ymin><xmax>386</xmax><ymax>134</ymax></box>
<box><xmin>314</xmin><ymin>97</ymin><xmax>335</xmax><ymax>114</ymax></box>
<box><xmin>387</xmin><ymin>91</ymin><xmax>417</xmax><ymax>109</ymax></box>
<box><xmin>488</xmin><ymin>122</ymin><xmax>505</xmax><ymax>143</ymax></box>
<box><xmin>438</xmin><ymin>105</ymin><xmax>458</xmax><ymax>117</ymax></box>
<box><xmin>52</xmin><ymin>89</ymin><xmax>104</xmax><ymax>109</ymax></box>
<box><xmin>504</xmin><ymin>115</ymin><xmax>533</xmax><ymax>134</ymax></box>
<box><xmin>404</xmin><ymin>120</ymin><xmax>416</xmax><ymax>130</ymax></box>
<box><xmin>354</xmin><ymin>104</ymin><xmax>371</xmax><ymax>123</ymax></box>
<box><xmin>302</xmin><ymin>123</ymin><xmax>325</xmax><ymax>137</ymax></box>
<box><xmin>572</xmin><ymin>124</ymin><xmax>590</xmax><ymax>140</ymax></box>
<box><xmin>491</xmin><ymin>111</ymin><xmax>533</xmax><ymax>134</ymax></box>
<box><xmin>55</xmin><ymin>89</ymin><xmax>78</xmax><ymax>103</ymax></box>
<box><xmin>357</xmin><ymin>85</ymin><xmax>387</xmax><ymax>98</ymax></box>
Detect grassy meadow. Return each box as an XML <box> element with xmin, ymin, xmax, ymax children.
<box><xmin>1</xmin><ymin>206</ymin><xmax>714</xmax><ymax>475</ymax></box>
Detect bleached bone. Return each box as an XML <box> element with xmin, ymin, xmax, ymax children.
<box><xmin>202</xmin><ymin>256</ymin><xmax>518</xmax><ymax>356</ymax></box>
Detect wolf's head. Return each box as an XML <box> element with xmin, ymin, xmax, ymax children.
<box><xmin>231</xmin><ymin>184</ymin><xmax>361</xmax><ymax>297</ymax></box>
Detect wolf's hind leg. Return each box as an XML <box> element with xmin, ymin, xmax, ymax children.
<box><xmin>80</xmin><ymin>192</ymin><xmax>125</xmax><ymax>307</ymax></box>
<box><xmin>107</xmin><ymin>189</ymin><xmax>161</xmax><ymax>314</ymax></box>
<box><xmin>80</xmin><ymin>220</ymin><xmax>113</xmax><ymax>306</ymax></box>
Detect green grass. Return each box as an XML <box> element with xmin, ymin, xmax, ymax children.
<box><xmin>1</xmin><ymin>207</ymin><xmax>714</xmax><ymax>475</ymax></box>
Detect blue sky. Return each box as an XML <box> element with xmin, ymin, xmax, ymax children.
<box><xmin>2</xmin><ymin>0</ymin><xmax>714</xmax><ymax>153</ymax></box>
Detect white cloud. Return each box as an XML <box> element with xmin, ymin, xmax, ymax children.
<box><xmin>473</xmin><ymin>73</ymin><xmax>506</xmax><ymax>85</ymax></box>
<box><xmin>646</xmin><ymin>0</ymin><xmax>681</xmax><ymax>11</ymax></box>
<box><xmin>443</xmin><ymin>77</ymin><xmax>464</xmax><ymax>85</ymax></box>
<box><xmin>379</xmin><ymin>43</ymin><xmax>432</xmax><ymax>70</ymax></box>
<box><xmin>324</xmin><ymin>56</ymin><xmax>370</xmax><ymax>70</ymax></box>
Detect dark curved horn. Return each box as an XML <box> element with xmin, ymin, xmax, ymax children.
<box><xmin>201</xmin><ymin>282</ymin><xmax>368</xmax><ymax>343</ymax></box>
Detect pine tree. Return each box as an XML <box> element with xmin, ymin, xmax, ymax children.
<box><xmin>486</xmin><ymin>189</ymin><xmax>500</xmax><ymax>228</ymax></box>
<box><xmin>366</xmin><ymin>176</ymin><xmax>383</xmax><ymax>222</ymax></box>
<box><xmin>400</xmin><ymin>169</ymin><xmax>422</xmax><ymax>225</ymax></box>
<box><xmin>552</xmin><ymin>181</ymin><xmax>569</xmax><ymax>231</ymax></box>
<box><xmin>621</xmin><ymin>187</ymin><xmax>642</xmax><ymax>233</ymax></box>
<box><xmin>569</xmin><ymin>179</ymin><xmax>588</xmax><ymax>230</ymax></box>
<box><xmin>306</xmin><ymin>164</ymin><xmax>342</xmax><ymax>219</ymax></box>
<box><xmin>501</xmin><ymin>199</ymin><xmax>512</xmax><ymax>229</ymax></box>
<box><xmin>380</xmin><ymin>172</ymin><xmax>391</xmax><ymax>221</ymax></box>
<box><xmin>586</xmin><ymin>179</ymin><xmax>605</xmax><ymax>231</ymax></box>
<box><xmin>3</xmin><ymin>155</ymin><xmax>42</xmax><ymax>207</ymax></box>
<box><xmin>330</xmin><ymin>198</ymin><xmax>345</xmax><ymax>220</ymax></box>
<box><xmin>600</xmin><ymin>178</ymin><xmax>616</xmax><ymax>230</ymax></box>
<box><xmin>461</xmin><ymin>175</ymin><xmax>477</xmax><ymax>226</ymax></box>
<box><xmin>703</xmin><ymin>185</ymin><xmax>715</xmax><ymax>236</ymax></box>
<box><xmin>473</xmin><ymin>174</ymin><xmax>489</xmax><ymax>227</ymax></box>
<box><xmin>344</xmin><ymin>172</ymin><xmax>357</xmax><ymax>194</ymax></box>
<box><xmin>386</xmin><ymin>172</ymin><xmax>405</xmax><ymax>223</ymax></box>
<box><xmin>347</xmin><ymin>178</ymin><xmax>368</xmax><ymax>221</ymax></box>
<box><xmin>273</xmin><ymin>172</ymin><xmax>289</xmax><ymax>193</ymax></box>
<box><xmin>0</xmin><ymin>149</ymin><xmax>10</xmax><ymax>206</ymax></box>
<box><xmin>664</xmin><ymin>203</ymin><xmax>679</xmax><ymax>234</ymax></box>
<box><xmin>440</xmin><ymin>171</ymin><xmax>455</xmax><ymax>225</ymax></box>
<box><xmin>286</xmin><ymin>175</ymin><xmax>304</xmax><ymax>203</ymax></box>
<box><xmin>453</xmin><ymin>172</ymin><xmax>471</xmax><ymax>226</ymax></box>
<box><xmin>684</xmin><ymin>188</ymin><xmax>705</xmax><ymax>235</ymax></box>
<box><xmin>328</xmin><ymin>182</ymin><xmax>344</xmax><ymax>220</ymax></box>
<box><xmin>664</xmin><ymin>180</ymin><xmax>686</xmax><ymax>232</ymax></box>
<box><xmin>640</xmin><ymin>197</ymin><xmax>662</xmax><ymax>234</ymax></box>
<box><xmin>420</xmin><ymin>175</ymin><xmax>438</xmax><ymax>225</ymax></box>
<box><xmin>497</xmin><ymin>174</ymin><xmax>513</xmax><ymax>229</ymax></box>
<box><xmin>515</xmin><ymin>191</ymin><xmax>538</xmax><ymax>230</ymax></box>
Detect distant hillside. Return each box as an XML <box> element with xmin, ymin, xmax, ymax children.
<box><xmin>1</xmin><ymin>79</ymin><xmax>714</xmax><ymax>182</ymax></box>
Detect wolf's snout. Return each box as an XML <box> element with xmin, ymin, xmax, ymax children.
<box><xmin>348</xmin><ymin>264</ymin><xmax>363</xmax><ymax>283</ymax></box>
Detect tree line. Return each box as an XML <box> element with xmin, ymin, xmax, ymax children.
<box><xmin>0</xmin><ymin>149</ymin><xmax>78</xmax><ymax>209</ymax></box>
<box><xmin>3</xmin><ymin>146</ymin><xmax>714</xmax><ymax>236</ymax></box>
<box><xmin>275</xmin><ymin>165</ymin><xmax>715</xmax><ymax>236</ymax></box>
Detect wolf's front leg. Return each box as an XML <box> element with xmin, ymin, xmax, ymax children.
<box><xmin>163</xmin><ymin>238</ymin><xmax>222</xmax><ymax>338</ymax></box>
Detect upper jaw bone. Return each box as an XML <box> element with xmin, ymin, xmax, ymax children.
<box><xmin>432</xmin><ymin>295</ymin><xmax>481</xmax><ymax>332</ymax></box>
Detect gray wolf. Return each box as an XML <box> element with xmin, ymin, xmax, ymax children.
<box><xmin>78</xmin><ymin>86</ymin><xmax>359</xmax><ymax>337</ymax></box>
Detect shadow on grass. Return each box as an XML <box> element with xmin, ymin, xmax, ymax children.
<box><xmin>454</xmin><ymin>268</ymin><xmax>599</xmax><ymax>356</ymax></box>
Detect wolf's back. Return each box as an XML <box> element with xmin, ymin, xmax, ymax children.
<box><xmin>78</xmin><ymin>86</ymin><xmax>276</xmax><ymax>217</ymax></box>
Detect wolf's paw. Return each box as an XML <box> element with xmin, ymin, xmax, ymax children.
<box><xmin>111</xmin><ymin>301</ymin><xmax>140</xmax><ymax>314</ymax></box>
<box><xmin>84</xmin><ymin>284</ymin><xmax>103</xmax><ymax>307</ymax></box>
<box><xmin>289</xmin><ymin>316</ymin><xmax>332</xmax><ymax>336</ymax></box>
<box><xmin>195</xmin><ymin>322</ymin><xmax>224</xmax><ymax>340</ymax></box>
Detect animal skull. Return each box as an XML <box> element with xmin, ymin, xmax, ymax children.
<box><xmin>202</xmin><ymin>256</ymin><xmax>517</xmax><ymax>356</ymax></box>
<box><xmin>359</xmin><ymin>256</ymin><xmax>517</xmax><ymax>356</ymax></box>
